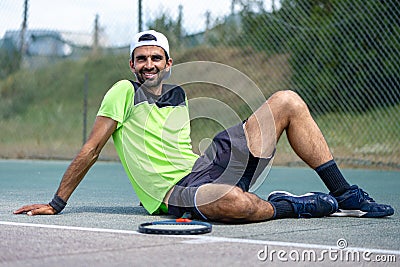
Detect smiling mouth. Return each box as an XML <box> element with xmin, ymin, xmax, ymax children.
<box><xmin>143</xmin><ymin>72</ymin><xmax>157</xmax><ymax>79</ymax></box>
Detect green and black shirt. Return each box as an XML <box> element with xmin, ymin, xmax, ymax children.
<box><xmin>97</xmin><ymin>80</ymin><xmax>199</xmax><ymax>214</ymax></box>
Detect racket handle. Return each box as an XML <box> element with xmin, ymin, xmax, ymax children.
<box><xmin>175</xmin><ymin>218</ymin><xmax>192</xmax><ymax>223</ymax></box>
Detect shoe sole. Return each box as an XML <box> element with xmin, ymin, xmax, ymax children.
<box><xmin>330</xmin><ymin>209</ymin><xmax>394</xmax><ymax>218</ymax></box>
<box><xmin>330</xmin><ymin>209</ymin><xmax>368</xmax><ymax>217</ymax></box>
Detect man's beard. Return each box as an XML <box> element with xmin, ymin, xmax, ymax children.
<box><xmin>136</xmin><ymin>68</ymin><xmax>168</xmax><ymax>88</ymax></box>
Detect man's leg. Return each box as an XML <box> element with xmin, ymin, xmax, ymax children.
<box><xmin>245</xmin><ymin>90</ymin><xmax>333</xmax><ymax>168</ymax></box>
<box><xmin>195</xmin><ymin>90</ymin><xmax>392</xmax><ymax>221</ymax></box>
<box><xmin>195</xmin><ymin>91</ymin><xmax>340</xmax><ymax>223</ymax></box>
<box><xmin>196</xmin><ymin>183</ymin><xmax>337</xmax><ymax>223</ymax></box>
<box><xmin>244</xmin><ymin>90</ymin><xmax>393</xmax><ymax>218</ymax></box>
<box><xmin>196</xmin><ymin>184</ymin><xmax>274</xmax><ymax>223</ymax></box>
<box><xmin>245</xmin><ymin>90</ymin><xmax>351</xmax><ymax>193</ymax></box>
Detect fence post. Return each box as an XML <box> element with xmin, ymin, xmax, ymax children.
<box><xmin>83</xmin><ymin>73</ymin><xmax>88</xmax><ymax>145</ymax></box>
<box><xmin>138</xmin><ymin>0</ymin><xmax>143</xmax><ymax>32</ymax></box>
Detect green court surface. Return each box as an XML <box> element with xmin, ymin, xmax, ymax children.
<box><xmin>1</xmin><ymin>160</ymin><xmax>399</xmax><ymax>266</ymax></box>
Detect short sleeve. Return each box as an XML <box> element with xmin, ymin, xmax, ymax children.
<box><xmin>97</xmin><ymin>80</ymin><xmax>134</xmax><ymax>129</ymax></box>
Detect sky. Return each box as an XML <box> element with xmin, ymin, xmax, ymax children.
<box><xmin>0</xmin><ymin>0</ymin><xmax>276</xmax><ymax>47</ymax></box>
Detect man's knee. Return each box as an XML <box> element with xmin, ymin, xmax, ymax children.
<box><xmin>197</xmin><ymin>185</ymin><xmax>255</xmax><ymax>220</ymax></box>
<box><xmin>268</xmin><ymin>90</ymin><xmax>309</xmax><ymax>115</ymax></box>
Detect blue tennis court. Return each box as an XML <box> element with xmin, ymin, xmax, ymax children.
<box><xmin>1</xmin><ymin>159</ymin><xmax>399</xmax><ymax>266</ymax></box>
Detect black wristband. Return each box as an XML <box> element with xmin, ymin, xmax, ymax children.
<box><xmin>49</xmin><ymin>194</ymin><xmax>67</xmax><ymax>214</ymax></box>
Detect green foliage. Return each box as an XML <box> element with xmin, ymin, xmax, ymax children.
<box><xmin>236</xmin><ymin>0</ymin><xmax>400</xmax><ymax>113</ymax></box>
<box><xmin>146</xmin><ymin>8</ymin><xmax>184</xmax><ymax>51</ymax></box>
<box><xmin>0</xmin><ymin>53</ymin><xmax>131</xmax><ymax>119</ymax></box>
<box><xmin>0</xmin><ymin>38</ymin><xmax>22</xmax><ymax>79</ymax></box>
<box><xmin>238</xmin><ymin>10</ymin><xmax>292</xmax><ymax>55</ymax></box>
<box><xmin>0</xmin><ymin>71</ymin><xmax>34</xmax><ymax>118</ymax></box>
<box><xmin>288</xmin><ymin>0</ymin><xmax>400</xmax><ymax>113</ymax></box>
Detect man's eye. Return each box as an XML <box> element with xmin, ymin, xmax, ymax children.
<box><xmin>152</xmin><ymin>56</ymin><xmax>163</xmax><ymax>61</ymax></box>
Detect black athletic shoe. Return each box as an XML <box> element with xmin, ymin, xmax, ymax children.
<box><xmin>331</xmin><ymin>185</ymin><xmax>394</xmax><ymax>218</ymax></box>
<box><xmin>268</xmin><ymin>191</ymin><xmax>338</xmax><ymax>218</ymax></box>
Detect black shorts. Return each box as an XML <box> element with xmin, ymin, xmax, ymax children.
<box><xmin>167</xmin><ymin>122</ymin><xmax>274</xmax><ymax>220</ymax></box>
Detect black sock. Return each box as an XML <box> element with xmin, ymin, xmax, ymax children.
<box><xmin>270</xmin><ymin>200</ymin><xmax>296</xmax><ymax>219</ymax></box>
<box><xmin>315</xmin><ymin>159</ymin><xmax>351</xmax><ymax>196</ymax></box>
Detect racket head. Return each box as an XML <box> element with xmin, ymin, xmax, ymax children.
<box><xmin>138</xmin><ymin>219</ymin><xmax>212</xmax><ymax>235</ymax></box>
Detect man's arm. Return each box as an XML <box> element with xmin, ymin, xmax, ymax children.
<box><xmin>13</xmin><ymin>116</ymin><xmax>118</xmax><ymax>216</ymax></box>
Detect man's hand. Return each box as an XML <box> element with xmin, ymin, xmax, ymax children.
<box><xmin>13</xmin><ymin>204</ymin><xmax>57</xmax><ymax>216</ymax></box>
<box><xmin>12</xmin><ymin>117</ymin><xmax>117</xmax><ymax>217</ymax></box>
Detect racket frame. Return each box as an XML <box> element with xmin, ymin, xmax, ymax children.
<box><xmin>138</xmin><ymin>219</ymin><xmax>212</xmax><ymax>235</ymax></box>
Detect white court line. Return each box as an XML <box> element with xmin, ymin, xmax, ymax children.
<box><xmin>0</xmin><ymin>221</ymin><xmax>140</xmax><ymax>235</ymax></box>
<box><xmin>1</xmin><ymin>220</ymin><xmax>400</xmax><ymax>256</ymax></box>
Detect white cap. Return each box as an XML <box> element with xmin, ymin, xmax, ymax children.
<box><xmin>130</xmin><ymin>30</ymin><xmax>170</xmax><ymax>59</ymax></box>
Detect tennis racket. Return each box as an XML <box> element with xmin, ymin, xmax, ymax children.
<box><xmin>138</xmin><ymin>217</ymin><xmax>212</xmax><ymax>235</ymax></box>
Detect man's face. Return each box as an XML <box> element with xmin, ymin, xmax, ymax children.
<box><xmin>129</xmin><ymin>46</ymin><xmax>172</xmax><ymax>88</ymax></box>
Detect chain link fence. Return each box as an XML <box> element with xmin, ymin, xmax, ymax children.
<box><xmin>0</xmin><ymin>0</ymin><xmax>399</xmax><ymax>169</ymax></box>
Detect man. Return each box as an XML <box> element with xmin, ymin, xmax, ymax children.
<box><xmin>14</xmin><ymin>30</ymin><xmax>394</xmax><ymax>222</ymax></box>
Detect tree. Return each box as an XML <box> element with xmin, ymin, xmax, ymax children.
<box><xmin>146</xmin><ymin>6</ymin><xmax>184</xmax><ymax>50</ymax></box>
<box><xmin>288</xmin><ymin>0</ymin><xmax>400</xmax><ymax>113</ymax></box>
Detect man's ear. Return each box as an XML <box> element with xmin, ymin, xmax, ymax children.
<box><xmin>166</xmin><ymin>58</ymin><xmax>173</xmax><ymax>71</ymax></box>
<box><xmin>129</xmin><ymin>60</ymin><xmax>135</xmax><ymax>71</ymax></box>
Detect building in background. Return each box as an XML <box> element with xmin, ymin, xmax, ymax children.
<box><xmin>0</xmin><ymin>29</ymin><xmax>108</xmax><ymax>69</ymax></box>
<box><xmin>3</xmin><ymin>29</ymin><xmax>73</xmax><ymax>57</ymax></box>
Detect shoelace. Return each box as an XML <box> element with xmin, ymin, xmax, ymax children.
<box><xmin>297</xmin><ymin>202</ymin><xmax>316</xmax><ymax>218</ymax></box>
<box><xmin>357</xmin><ymin>188</ymin><xmax>375</xmax><ymax>203</ymax></box>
